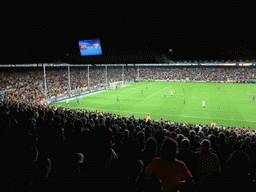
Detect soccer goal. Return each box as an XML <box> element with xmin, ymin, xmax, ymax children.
<box><xmin>109</xmin><ymin>81</ymin><xmax>124</xmax><ymax>90</ymax></box>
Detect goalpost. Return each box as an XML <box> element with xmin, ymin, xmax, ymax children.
<box><xmin>108</xmin><ymin>64</ymin><xmax>125</xmax><ymax>90</ymax></box>
<box><xmin>109</xmin><ymin>81</ymin><xmax>124</xmax><ymax>90</ymax></box>
<box><xmin>42</xmin><ymin>64</ymin><xmax>129</xmax><ymax>104</ymax></box>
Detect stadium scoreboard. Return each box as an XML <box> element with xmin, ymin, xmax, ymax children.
<box><xmin>78</xmin><ymin>39</ymin><xmax>102</xmax><ymax>56</ymax></box>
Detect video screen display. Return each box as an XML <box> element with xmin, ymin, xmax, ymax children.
<box><xmin>78</xmin><ymin>39</ymin><xmax>102</xmax><ymax>56</ymax></box>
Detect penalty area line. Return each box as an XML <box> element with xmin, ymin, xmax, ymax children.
<box><xmin>144</xmin><ymin>85</ymin><xmax>172</xmax><ymax>100</ymax></box>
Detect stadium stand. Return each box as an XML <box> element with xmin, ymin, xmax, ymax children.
<box><xmin>1</xmin><ymin>67</ymin><xmax>256</xmax><ymax>105</ymax></box>
<box><xmin>1</xmin><ymin>66</ymin><xmax>256</xmax><ymax>191</ymax></box>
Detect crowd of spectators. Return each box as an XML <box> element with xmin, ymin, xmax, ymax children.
<box><xmin>1</xmin><ymin>67</ymin><xmax>256</xmax><ymax>105</ymax></box>
<box><xmin>147</xmin><ymin>67</ymin><xmax>256</xmax><ymax>82</ymax></box>
<box><xmin>1</xmin><ymin>98</ymin><xmax>255</xmax><ymax>191</ymax></box>
<box><xmin>0</xmin><ymin>67</ymin><xmax>138</xmax><ymax>104</ymax></box>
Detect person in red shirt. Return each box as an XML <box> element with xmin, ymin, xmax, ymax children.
<box><xmin>144</xmin><ymin>138</ymin><xmax>194</xmax><ymax>192</ymax></box>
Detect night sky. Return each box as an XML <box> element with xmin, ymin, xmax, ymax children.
<box><xmin>2</xmin><ymin>1</ymin><xmax>255</xmax><ymax>64</ymax></box>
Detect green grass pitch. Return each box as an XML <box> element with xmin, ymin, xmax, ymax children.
<box><xmin>52</xmin><ymin>82</ymin><xmax>256</xmax><ymax>129</ymax></box>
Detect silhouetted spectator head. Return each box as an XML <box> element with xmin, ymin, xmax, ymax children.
<box><xmin>89</xmin><ymin>119</ymin><xmax>94</xmax><ymax>126</ymax></box>
<box><xmin>123</xmin><ymin>129</ymin><xmax>130</xmax><ymax>140</ymax></box>
<box><xmin>177</xmin><ymin>134</ymin><xmax>184</xmax><ymax>148</ymax></box>
<box><xmin>121</xmin><ymin>123</ymin><xmax>127</xmax><ymax>131</ymax></box>
<box><xmin>201</xmin><ymin>139</ymin><xmax>211</xmax><ymax>151</ymax></box>
<box><xmin>225</xmin><ymin>150</ymin><xmax>251</xmax><ymax>174</ymax></box>
<box><xmin>89</xmin><ymin>123</ymin><xmax>112</xmax><ymax>162</ymax></box>
<box><xmin>189</xmin><ymin>130</ymin><xmax>196</xmax><ymax>138</ymax></box>
<box><xmin>160</xmin><ymin>137</ymin><xmax>178</xmax><ymax>160</ymax></box>
<box><xmin>181</xmin><ymin>138</ymin><xmax>190</xmax><ymax>149</ymax></box>
<box><xmin>243</xmin><ymin>136</ymin><xmax>251</xmax><ymax>144</ymax></box>
<box><xmin>135</xmin><ymin>125</ymin><xmax>141</xmax><ymax>134</ymax></box>
<box><xmin>170</xmin><ymin>131</ymin><xmax>177</xmax><ymax>140</ymax></box>
<box><xmin>137</xmin><ymin>131</ymin><xmax>145</xmax><ymax>142</ymax></box>
<box><xmin>198</xmin><ymin>131</ymin><xmax>205</xmax><ymax>140</ymax></box>
<box><xmin>75</xmin><ymin>153</ymin><xmax>84</xmax><ymax>164</ymax></box>
<box><xmin>175</xmin><ymin>128</ymin><xmax>181</xmax><ymax>134</ymax></box>
<box><xmin>46</xmin><ymin>110</ymin><xmax>54</xmax><ymax>121</ymax></box>
<box><xmin>119</xmin><ymin>137</ymin><xmax>140</xmax><ymax>160</ymax></box>
<box><xmin>218</xmin><ymin>132</ymin><xmax>226</xmax><ymax>142</ymax></box>
<box><xmin>145</xmin><ymin>126</ymin><xmax>152</xmax><ymax>137</ymax></box>
<box><xmin>115</xmin><ymin>132</ymin><xmax>124</xmax><ymax>142</ymax></box>
<box><xmin>128</xmin><ymin>123</ymin><xmax>134</xmax><ymax>134</ymax></box>
<box><xmin>195</xmin><ymin>135</ymin><xmax>200</xmax><ymax>142</ymax></box>
<box><xmin>144</xmin><ymin>137</ymin><xmax>157</xmax><ymax>153</ymax></box>
<box><xmin>85</xmin><ymin>122</ymin><xmax>92</xmax><ymax>130</ymax></box>
<box><xmin>195</xmin><ymin>127</ymin><xmax>199</xmax><ymax>134</ymax></box>
<box><xmin>209</xmin><ymin>134</ymin><xmax>216</xmax><ymax>144</ymax></box>
<box><xmin>165</xmin><ymin>130</ymin><xmax>171</xmax><ymax>137</ymax></box>
<box><xmin>53</xmin><ymin>115</ymin><xmax>61</xmax><ymax>126</ymax></box>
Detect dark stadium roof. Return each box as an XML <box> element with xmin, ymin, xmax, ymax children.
<box><xmin>2</xmin><ymin>1</ymin><xmax>255</xmax><ymax>64</ymax></box>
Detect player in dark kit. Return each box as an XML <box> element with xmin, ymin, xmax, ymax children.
<box><xmin>116</xmin><ymin>96</ymin><xmax>120</xmax><ymax>103</ymax></box>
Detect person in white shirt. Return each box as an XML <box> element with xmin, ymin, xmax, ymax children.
<box><xmin>202</xmin><ymin>100</ymin><xmax>205</xmax><ymax>108</ymax></box>
<box><xmin>66</xmin><ymin>99</ymin><xmax>69</xmax><ymax>106</ymax></box>
<box><xmin>171</xmin><ymin>90</ymin><xmax>173</xmax><ymax>96</ymax></box>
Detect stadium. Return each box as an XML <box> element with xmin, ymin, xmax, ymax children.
<box><xmin>2</xmin><ymin>1</ymin><xmax>256</xmax><ymax>191</ymax></box>
<box><xmin>1</xmin><ymin>63</ymin><xmax>256</xmax><ymax>191</ymax></box>
<box><xmin>1</xmin><ymin>63</ymin><xmax>255</xmax><ymax>129</ymax></box>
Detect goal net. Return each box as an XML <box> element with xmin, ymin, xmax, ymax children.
<box><xmin>109</xmin><ymin>81</ymin><xmax>123</xmax><ymax>90</ymax></box>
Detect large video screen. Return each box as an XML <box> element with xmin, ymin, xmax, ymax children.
<box><xmin>78</xmin><ymin>39</ymin><xmax>102</xmax><ymax>56</ymax></box>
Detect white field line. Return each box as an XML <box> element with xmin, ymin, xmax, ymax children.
<box><xmin>144</xmin><ymin>85</ymin><xmax>172</xmax><ymax>100</ymax></box>
<box><xmin>247</xmin><ymin>90</ymin><xmax>255</xmax><ymax>95</ymax></box>
<box><xmin>54</xmin><ymin>90</ymin><xmax>105</xmax><ymax>103</ymax></box>
<box><xmin>71</xmin><ymin>107</ymin><xmax>256</xmax><ymax>123</ymax></box>
<box><xmin>103</xmin><ymin>85</ymin><xmax>143</xmax><ymax>99</ymax></box>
